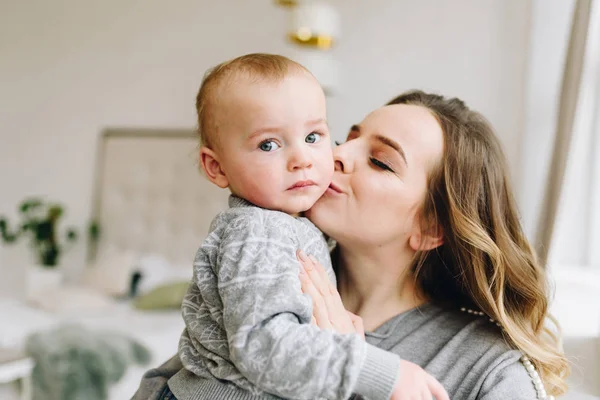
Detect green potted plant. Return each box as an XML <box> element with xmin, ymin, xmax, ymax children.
<box><xmin>0</xmin><ymin>197</ymin><xmax>99</xmax><ymax>296</ymax></box>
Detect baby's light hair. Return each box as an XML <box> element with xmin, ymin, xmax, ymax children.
<box><xmin>196</xmin><ymin>53</ymin><xmax>311</xmax><ymax>149</ymax></box>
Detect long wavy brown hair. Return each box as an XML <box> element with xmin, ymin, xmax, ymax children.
<box><xmin>388</xmin><ymin>90</ymin><xmax>569</xmax><ymax>396</ymax></box>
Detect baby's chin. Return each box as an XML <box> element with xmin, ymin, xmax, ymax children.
<box><xmin>244</xmin><ymin>187</ymin><xmax>327</xmax><ymax>215</ymax></box>
<box><xmin>279</xmin><ymin>202</ymin><xmax>316</xmax><ymax>216</ymax></box>
<box><xmin>277</xmin><ymin>195</ymin><xmax>323</xmax><ymax>216</ymax></box>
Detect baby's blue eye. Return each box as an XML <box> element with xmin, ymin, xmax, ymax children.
<box><xmin>305</xmin><ymin>132</ymin><xmax>321</xmax><ymax>144</ymax></box>
<box><xmin>259</xmin><ymin>140</ymin><xmax>280</xmax><ymax>152</ymax></box>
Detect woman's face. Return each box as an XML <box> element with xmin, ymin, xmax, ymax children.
<box><xmin>307</xmin><ymin>104</ymin><xmax>444</xmax><ymax>250</ymax></box>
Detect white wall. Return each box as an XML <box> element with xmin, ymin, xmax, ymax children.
<box><xmin>518</xmin><ymin>0</ymin><xmax>576</xmax><ymax>242</ymax></box>
<box><xmin>329</xmin><ymin>0</ymin><xmax>531</xmax><ymax>176</ymax></box>
<box><xmin>518</xmin><ymin>0</ymin><xmax>600</xmax><ymax>268</ymax></box>
<box><xmin>0</xmin><ymin>0</ymin><xmax>532</xmax><ymax>270</ymax></box>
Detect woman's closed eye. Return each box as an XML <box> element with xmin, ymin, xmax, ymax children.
<box><xmin>370</xmin><ymin>157</ymin><xmax>395</xmax><ymax>173</ymax></box>
<box><xmin>334</xmin><ymin>139</ymin><xmax>395</xmax><ymax>173</ymax></box>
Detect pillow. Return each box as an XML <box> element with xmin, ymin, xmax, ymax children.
<box><xmin>83</xmin><ymin>250</ymin><xmax>138</xmax><ymax>297</ymax></box>
<box><xmin>132</xmin><ymin>281</ymin><xmax>189</xmax><ymax>310</ymax></box>
<box><xmin>135</xmin><ymin>255</ymin><xmax>192</xmax><ymax>296</ymax></box>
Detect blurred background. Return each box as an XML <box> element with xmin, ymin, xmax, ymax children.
<box><xmin>0</xmin><ymin>0</ymin><xmax>598</xmax><ymax>399</ymax></box>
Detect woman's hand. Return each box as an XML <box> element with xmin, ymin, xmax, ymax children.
<box><xmin>297</xmin><ymin>250</ymin><xmax>364</xmax><ymax>338</ymax></box>
<box><xmin>392</xmin><ymin>361</ymin><xmax>449</xmax><ymax>400</ymax></box>
<box><xmin>298</xmin><ymin>251</ymin><xmax>447</xmax><ymax>399</ymax></box>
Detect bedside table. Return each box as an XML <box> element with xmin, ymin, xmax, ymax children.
<box><xmin>0</xmin><ymin>348</ymin><xmax>33</xmax><ymax>400</ymax></box>
<box><xmin>0</xmin><ymin>298</ymin><xmax>57</xmax><ymax>400</ymax></box>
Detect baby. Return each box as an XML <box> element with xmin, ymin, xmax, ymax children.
<box><xmin>174</xmin><ymin>53</ymin><xmax>399</xmax><ymax>400</ymax></box>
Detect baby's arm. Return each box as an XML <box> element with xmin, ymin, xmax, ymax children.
<box><xmin>214</xmin><ymin>211</ymin><xmax>400</xmax><ymax>400</ymax></box>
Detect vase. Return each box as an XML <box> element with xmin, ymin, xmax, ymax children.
<box><xmin>26</xmin><ymin>264</ymin><xmax>63</xmax><ymax>300</ymax></box>
<box><xmin>0</xmin><ymin>241</ymin><xmax>29</xmax><ymax>301</ymax></box>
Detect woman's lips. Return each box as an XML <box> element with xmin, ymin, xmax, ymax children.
<box><xmin>326</xmin><ymin>182</ymin><xmax>344</xmax><ymax>194</ymax></box>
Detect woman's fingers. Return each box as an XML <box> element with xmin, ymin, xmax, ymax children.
<box><xmin>306</xmin><ymin>255</ymin><xmax>348</xmax><ymax>329</ymax></box>
<box><xmin>298</xmin><ymin>251</ymin><xmax>329</xmax><ymax>304</ymax></box>
<box><xmin>298</xmin><ymin>251</ymin><xmax>311</xmax><ymax>294</ymax></box>
<box><xmin>301</xmin><ymin>252</ymin><xmax>327</xmax><ymax>294</ymax></box>
<box><xmin>310</xmin><ymin>254</ymin><xmax>344</xmax><ymax>308</ymax></box>
<box><xmin>297</xmin><ymin>250</ymin><xmax>360</xmax><ymax>335</ymax></box>
<box><xmin>307</xmin><ymin>252</ymin><xmax>357</xmax><ymax>332</ymax></box>
<box><xmin>309</xmin><ymin>255</ymin><xmax>333</xmax><ymax>294</ymax></box>
<box><xmin>298</xmin><ymin>251</ymin><xmax>333</xmax><ymax>330</ymax></box>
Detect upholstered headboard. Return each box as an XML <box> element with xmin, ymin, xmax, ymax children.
<box><xmin>89</xmin><ymin>129</ymin><xmax>230</xmax><ymax>266</ymax></box>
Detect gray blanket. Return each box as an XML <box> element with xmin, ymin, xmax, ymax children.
<box><xmin>26</xmin><ymin>324</ymin><xmax>150</xmax><ymax>400</ymax></box>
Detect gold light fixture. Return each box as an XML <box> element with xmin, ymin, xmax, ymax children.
<box><xmin>288</xmin><ymin>2</ymin><xmax>340</xmax><ymax>51</ymax></box>
<box><xmin>279</xmin><ymin>1</ymin><xmax>342</xmax><ymax>96</ymax></box>
<box><xmin>274</xmin><ymin>0</ymin><xmax>298</xmax><ymax>7</ymax></box>
<box><xmin>288</xmin><ymin>30</ymin><xmax>334</xmax><ymax>50</ymax></box>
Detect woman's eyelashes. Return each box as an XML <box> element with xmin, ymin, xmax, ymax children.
<box><xmin>333</xmin><ymin>139</ymin><xmax>395</xmax><ymax>173</ymax></box>
<box><xmin>370</xmin><ymin>157</ymin><xmax>395</xmax><ymax>173</ymax></box>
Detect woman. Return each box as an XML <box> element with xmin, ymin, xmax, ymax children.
<box><xmin>135</xmin><ymin>90</ymin><xmax>569</xmax><ymax>399</ymax></box>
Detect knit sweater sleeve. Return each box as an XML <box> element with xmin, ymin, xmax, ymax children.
<box><xmin>215</xmin><ymin>210</ymin><xmax>400</xmax><ymax>400</ymax></box>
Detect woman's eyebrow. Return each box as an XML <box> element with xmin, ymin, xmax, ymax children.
<box><xmin>373</xmin><ymin>134</ymin><xmax>407</xmax><ymax>166</ymax></box>
<box><xmin>351</xmin><ymin>124</ymin><xmax>408</xmax><ymax>166</ymax></box>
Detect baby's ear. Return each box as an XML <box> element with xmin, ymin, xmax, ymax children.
<box><xmin>200</xmin><ymin>147</ymin><xmax>229</xmax><ymax>188</ymax></box>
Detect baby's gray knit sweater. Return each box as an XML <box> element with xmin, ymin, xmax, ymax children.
<box><xmin>133</xmin><ymin>302</ymin><xmax>542</xmax><ymax>399</ymax></box>
<box><xmin>176</xmin><ymin>196</ymin><xmax>400</xmax><ymax>400</ymax></box>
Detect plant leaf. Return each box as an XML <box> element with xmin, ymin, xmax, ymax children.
<box><xmin>66</xmin><ymin>229</ymin><xmax>78</xmax><ymax>241</ymax></box>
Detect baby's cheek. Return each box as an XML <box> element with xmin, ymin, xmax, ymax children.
<box><xmin>240</xmin><ymin>175</ymin><xmax>282</xmax><ymax>209</ymax></box>
<box><xmin>318</xmin><ymin>148</ymin><xmax>335</xmax><ymax>176</ymax></box>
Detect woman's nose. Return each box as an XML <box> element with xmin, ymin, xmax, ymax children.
<box><xmin>333</xmin><ymin>142</ymin><xmax>353</xmax><ymax>173</ymax></box>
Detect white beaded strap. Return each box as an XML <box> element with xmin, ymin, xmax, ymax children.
<box><xmin>520</xmin><ymin>355</ymin><xmax>554</xmax><ymax>400</ymax></box>
<box><xmin>460</xmin><ymin>307</ymin><xmax>502</xmax><ymax>328</ymax></box>
<box><xmin>460</xmin><ymin>308</ymin><xmax>554</xmax><ymax>399</ymax></box>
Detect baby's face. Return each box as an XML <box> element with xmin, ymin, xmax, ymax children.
<box><xmin>214</xmin><ymin>72</ymin><xmax>333</xmax><ymax>214</ymax></box>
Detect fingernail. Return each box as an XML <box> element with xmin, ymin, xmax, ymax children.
<box><xmin>297</xmin><ymin>250</ymin><xmax>307</xmax><ymax>261</ymax></box>
<box><xmin>309</xmin><ymin>255</ymin><xmax>318</xmax><ymax>263</ymax></box>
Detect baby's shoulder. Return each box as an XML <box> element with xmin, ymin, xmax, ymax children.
<box><xmin>212</xmin><ymin>206</ymin><xmax>304</xmax><ymax>240</ymax></box>
<box><xmin>296</xmin><ymin>215</ymin><xmax>324</xmax><ymax>236</ymax></box>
